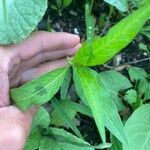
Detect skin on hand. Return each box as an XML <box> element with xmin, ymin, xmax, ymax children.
<box><xmin>0</xmin><ymin>31</ymin><xmax>80</xmax><ymax>150</ymax></box>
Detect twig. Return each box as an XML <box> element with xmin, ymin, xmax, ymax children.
<box><xmin>104</xmin><ymin>57</ymin><xmax>150</xmax><ymax>71</ymax></box>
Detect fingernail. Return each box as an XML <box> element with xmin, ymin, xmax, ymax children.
<box><xmin>67</xmin><ymin>43</ymin><xmax>82</xmax><ymax>56</ymax></box>
<box><xmin>75</xmin><ymin>43</ymin><xmax>82</xmax><ymax>49</ymax></box>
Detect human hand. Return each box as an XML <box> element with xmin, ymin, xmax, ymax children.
<box><xmin>0</xmin><ymin>31</ymin><xmax>80</xmax><ymax>150</ymax></box>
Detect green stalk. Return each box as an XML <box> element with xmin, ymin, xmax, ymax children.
<box><xmin>90</xmin><ymin>0</ymin><xmax>94</xmax><ymax>15</ymax></box>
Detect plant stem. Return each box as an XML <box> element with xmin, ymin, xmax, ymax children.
<box><xmin>90</xmin><ymin>0</ymin><xmax>94</xmax><ymax>15</ymax></box>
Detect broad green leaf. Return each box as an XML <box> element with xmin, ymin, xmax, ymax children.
<box><xmin>123</xmin><ymin>104</ymin><xmax>150</xmax><ymax>150</ymax></box>
<box><xmin>51</xmin><ymin>99</ymin><xmax>92</xmax><ymax>126</ymax></box>
<box><xmin>128</xmin><ymin>66</ymin><xmax>148</xmax><ymax>82</ymax></box>
<box><xmin>25</xmin><ymin>107</ymin><xmax>50</xmax><ymax>150</ymax></box>
<box><xmin>74</xmin><ymin>67</ymin><xmax>127</xmax><ymax>145</ymax></box>
<box><xmin>10</xmin><ymin>67</ymin><xmax>67</xmax><ymax>111</ymax></box>
<box><xmin>73</xmin><ymin>4</ymin><xmax>150</xmax><ymax>66</ymax></box>
<box><xmin>103</xmin><ymin>0</ymin><xmax>128</xmax><ymax>12</ymax></box>
<box><xmin>99</xmin><ymin>70</ymin><xmax>132</xmax><ymax>111</ymax></box>
<box><xmin>51</xmin><ymin>98</ymin><xmax>83</xmax><ymax>139</ymax></box>
<box><xmin>0</xmin><ymin>0</ymin><xmax>47</xmax><ymax>45</ymax></box>
<box><xmin>39</xmin><ymin>128</ymin><xmax>94</xmax><ymax>150</ymax></box>
<box><xmin>124</xmin><ymin>89</ymin><xmax>137</xmax><ymax>104</ymax></box>
<box><xmin>60</xmin><ymin>67</ymin><xmax>71</xmax><ymax>100</ymax></box>
<box><xmin>73</xmin><ymin>67</ymin><xmax>106</xmax><ymax>143</ymax></box>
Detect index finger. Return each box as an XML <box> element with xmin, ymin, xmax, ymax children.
<box><xmin>13</xmin><ymin>31</ymin><xmax>80</xmax><ymax>61</ymax></box>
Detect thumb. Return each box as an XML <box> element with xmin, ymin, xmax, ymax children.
<box><xmin>0</xmin><ymin>70</ymin><xmax>9</xmax><ymax>108</ymax></box>
<box><xmin>0</xmin><ymin>106</ymin><xmax>38</xmax><ymax>150</ymax></box>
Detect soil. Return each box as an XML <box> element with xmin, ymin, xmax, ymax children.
<box><xmin>38</xmin><ymin>0</ymin><xmax>150</xmax><ymax>148</ymax></box>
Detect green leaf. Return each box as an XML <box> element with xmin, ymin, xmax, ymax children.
<box><xmin>128</xmin><ymin>66</ymin><xmax>148</xmax><ymax>82</ymax></box>
<box><xmin>103</xmin><ymin>0</ymin><xmax>128</xmax><ymax>12</ymax></box>
<box><xmin>73</xmin><ymin>70</ymin><xmax>89</xmax><ymax>106</ymax></box>
<box><xmin>124</xmin><ymin>89</ymin><xmax>137</xmax><ymax>104</ymax></box>
<box><xmin>130</xmin><ymin>0</ymin><xmax>149</xmax><ymax>7</ymax></box>
<box><xmin>39</xmin><ymin>128</ymin><xmax>94</xmax><ymax>150</ymax></box>
<box><xmin>51</xmin><ymin>99</ymin><xmax>92</xmax><ymax>126</ymax></box>
<box><xmin>60</xmin><ymin>68</ymin><xmax>71</xmax><ymax>100</ymax></box>
<box><xmin>51</xmin><ymin>98</ymin><xmax>83</xmax><ymax>139</ymax></box>
<box><xmin>141</xmin><ymin>31</ymin><xmax>150</xmax><ymax>38</ymax></box>
<box><xmin>123</xmin><ymin>104</ymin><xmax>150</xmax><ymax>150</ymax></box>
<box><xmin>101</xmin><ymin>82</ymin><xmax>128</xmax><ymax>146</ymax></box>
<box><xmin>139</xmin><ymin>43</ymin><xmax>148</xmax><ymax>51</ymax></box>
<box><xmin>25</xmin><ymin>107</ymin><xmax>50</xmax><ymax>150</ymax></box>
<box><xmin>25</xmin><ymin>127</ymin><xmax>42</xmax><ymax>150</ymax></box>
<box><xmin>73</xmin><ymin>67</ymin><xmax>106</xmax><ymax>143</ymax></box>
<box><xmin>51</xmin><ymin>100</ymin><xmax>77</xmax><ymax>126</ymax></box>
<box><xmin>138</xmin><ymin>79</ymin><xmax>150</xmax><ymax>100</ymax></box>
<box><xmin>10</xmin><ymin>67</ymin><xmax>67</xmax><ymax>111</ymax></box>
<box><xmin>0</xmin><ymin>0</ymin><xmax>47</xmax><ymax>45</ymax></box>
<box><xmin>73</xmin><ymin>4</ymin><xmax>150</xmax><ymax>66</ymax></box>
<box><xmin>46</xmin><ymin>17</ymin><xmax>52</xmax><ymax>32</ymax></box>
<box><xmin>99</xmin><ymin>70</ymin><xmax>132</xmax><ymax>111</ymax></box>
<box><xmin>63</xmin><ymin>0</ymin><xmax>72</xmax><ymax>7</ymax></box>
<box><xmin>65</xmin><ymin>100</ymin><xmax>92</xmax><ymax>117</ymax></box>
<box><xmin>56</xmin><ymin>0</ymin><xmax>62</xmax><ymax>9</ymax></box>
<box><xmin>111</xmin><ymin>135</ymin><xmax>122</xmax><ymax>150</ymax></box>
<box><xmin>74</xmin><ymin>67</ymin><xmax>127</xmax><ymax>145</ymax></box>
<box><xmin>32</xmin><ymin>106</ymin><xmax>50</xmax><ymax>128</ymax></box>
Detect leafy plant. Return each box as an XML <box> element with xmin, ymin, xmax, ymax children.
<box><xmin>0</xmin><ymin>0</ymin><xmax>47</xmax><ymax>45</ymax></box>
<box><xmin>73</xmin><ymin>3</ymin><xmax>150</xmax><ymax>66</ymax></box>
<box><xmin>50</xmin><ymin>0</ymin><xmax>73</xmax><ymax>14</ymax></box>
<box><xmin>0</xmin><ymin>0</ymin><xmax>150</xmax><ymax>149</ymax></box>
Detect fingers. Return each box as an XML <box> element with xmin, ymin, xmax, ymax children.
<box><xmin>14</xmin><ymin>31</ymin><xmax>80</xmax><ymax>61</ymax></box>
<box><xmin>21</xmin><ymin>43</ymin><xmax>81</xmax><ymax>72</ymax></box>
<box><xmin>0</xmin><ymin>106</ymin><xmax>38</xmax><ymax>150</ymax></box>
<box><xmin>0</xmin><ymin>71</ymin><xmax>9</xmax><ymax>108</ymax></box>
<box><xmin>19</xmin><ymin>59</ymin><xmax>67</xmax><ymax>84</ymax></box>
